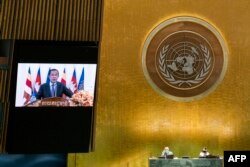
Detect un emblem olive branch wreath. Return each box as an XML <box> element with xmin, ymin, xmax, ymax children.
<box><xmin>158</xmin><ymin>44</ymin><xmax>211</xmax><ymax>87</ymax></box>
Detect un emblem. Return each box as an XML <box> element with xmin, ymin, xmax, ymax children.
<box><xmin>142</xmin><ymin>17</ymin><xmax>228</xmax><ymax>101</ymax></box>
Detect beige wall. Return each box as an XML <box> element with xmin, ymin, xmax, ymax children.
<box><xmin>71</xmin><ymin>0</ymin><xmax>250</xmax><ymax>166</ymax></box>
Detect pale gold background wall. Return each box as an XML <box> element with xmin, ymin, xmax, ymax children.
<box><xmin>69</xmin><ymin>0</ymin><xmax>250</xmax><ymax>167</ymax></box>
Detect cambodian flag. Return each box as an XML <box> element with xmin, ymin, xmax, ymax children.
<box><xmin>70</xmin><ymin>68</ymin><xmax>77</xmax><ymax>93</ymax></box>
<box><xmin>33</xmin><ymin>67</ymin><xmax>41</xmax><ymax>95</ymax></box>
<box><xmin>78</xmin><ymin>67</ymin><xmax>84</xmax><ymax>90</ymax></box>
<box><xmin>61</xmin><ymin>68</ymin><xmax>66</xmax><ymax>86</ymax></box>
<box><xmin>23</xmin><ymin>67</ymin><xmax>32</xmax><ymax>105</ymax></box>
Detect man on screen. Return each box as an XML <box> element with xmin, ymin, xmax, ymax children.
<box><xmin>36</xmin><ymin>69</ymin><xmax>73</xmax><ymax>99</ymax></box>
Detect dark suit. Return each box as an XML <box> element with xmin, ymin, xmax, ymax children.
<box><xmin>36</xmin><ymin>82</ymin><xmax>73</xmax><ymax>99</ymax></box>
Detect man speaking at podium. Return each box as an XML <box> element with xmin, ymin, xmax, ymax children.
<box><xmin>36</xmin><ymin>69</ymin><xmax>73</xmax><ymax>99</ymax></box>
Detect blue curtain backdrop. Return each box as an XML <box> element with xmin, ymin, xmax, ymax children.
<box><xmin>0</xmin><ymin>154</ymin><xmax>67</xmax><ymax>167</ymax></box>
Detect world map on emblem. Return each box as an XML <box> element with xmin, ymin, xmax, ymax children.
<box><xmin>142</xmin><ymin>17</ymin><xmax>228</xmax><ymax>101</ymax></box>
<box><xmin>157</xmin><ymin>32</ymin><xmax>214</xmax><ymax>89</ymax></box>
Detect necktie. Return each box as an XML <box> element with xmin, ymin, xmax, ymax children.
<box><xmin>51</xmin><ymin>83</ymin><xmax>55</xmax><ymax>97</ymax></box>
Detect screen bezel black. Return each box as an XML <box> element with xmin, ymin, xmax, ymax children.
<box><xmin>7</xmin><ymin>40</ymin><xmax>98</xmax><ymax>153</ymax></box>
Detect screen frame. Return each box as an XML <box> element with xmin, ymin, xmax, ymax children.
<box><xmin>7</xmin><ymin>40</ymin><xmax>99</xmax><ymax>153</ymax></box>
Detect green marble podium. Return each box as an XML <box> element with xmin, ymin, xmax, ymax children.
<box><xmin>149</xmin><ymin>158</ymin><xmax>223</xmax><ymax>167</ymax></box>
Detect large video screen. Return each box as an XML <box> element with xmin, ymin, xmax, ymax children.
<box><xmin>7</xmin><ymin>40</ymin><xmax>98</xmax><ymax>153</ymax></box>
<box><xmin>15</xmin><ymin>63</ymin><xmax>96</xmax><ymax>107</ymax></box>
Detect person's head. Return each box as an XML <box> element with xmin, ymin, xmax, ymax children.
<box><xmin>164</xmin><ymin>147</ymin><xmax>169</xmax><ymax>151</ymax></box>
<box><xmin>202</xmin><ymin>147</ymin><xmax>207</xmax><ymax>152</ymax></box>
<box><xmin>49</xmin><ymin>69</ymin><xmax>59</xmax><ymax>83</ymax></box>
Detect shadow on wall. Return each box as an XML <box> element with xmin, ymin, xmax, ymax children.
<box><xmin>0</xmin><ymin>154</ymin><xmax>67</xmax><ymax>167</ymax></box>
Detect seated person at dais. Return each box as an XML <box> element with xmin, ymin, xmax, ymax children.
<box><xmin>161</xmin><ymin>146</ymin><xmax>174</xmax><ymax>158</ymax></box>
<box><xmin>199</xmin><ymin>147</ymin><xmax>210</xmax><ymax>158</ymax></box>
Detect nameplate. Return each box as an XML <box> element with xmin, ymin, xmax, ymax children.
<box><xmin>41</xmin><ymin>101</ymin><xmax>69</xmax><ymax>106</ymax></box>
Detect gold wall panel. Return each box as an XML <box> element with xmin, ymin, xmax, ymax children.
<box><xmin>0</xmin><ymin>0</ymin><xmax>102</xmax><ymax>41</ymax></box>
<box><xmin>68</xmin><ymin>0</ymin><xmax>250</xmax><ymax>167</ymax></box>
